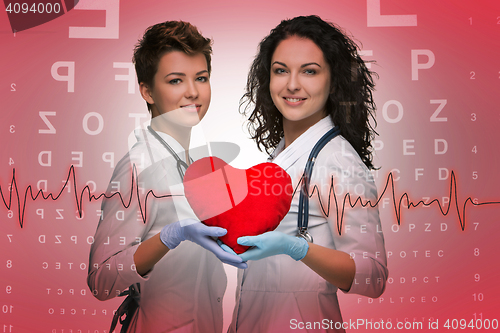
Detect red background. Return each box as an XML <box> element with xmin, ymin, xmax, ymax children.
<box><xmin>1</xmin><ymin>0</ymin><xmax>499</xmax><ymax>332</ymax></box>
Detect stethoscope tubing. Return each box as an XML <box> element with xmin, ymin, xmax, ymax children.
<box><xmin>147</xmin><ymin>126</ymin><xmax>189</xmax><ymax>179</ymax></box>
<box><xmin>297</xmin><ymin>126</ymin><xmax>341</xmax><ymax>242</ymax></box>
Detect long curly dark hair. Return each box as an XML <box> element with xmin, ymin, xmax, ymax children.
<box><xmin>241</xmin><ymin>15</ymin><xmax>378</xmax><ymax>169</ymax></box>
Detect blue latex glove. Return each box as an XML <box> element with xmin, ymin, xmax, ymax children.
<box><xmin>217</xmin><ymin>239</ymin><xmax>238</xmax><ymax>255</ymax></box>
<box><xmin>237</xmin><ymin>231</ymin><xmax>309</xmax><ymax>262</ymax></box>
<box><xmin>160</xmin><ymin>219</ymin><xmax>247</xmax><ymax>269</ymax></box>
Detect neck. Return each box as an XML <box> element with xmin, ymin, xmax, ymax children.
<box><xmin>282</xmin><ymin>114</ymin><xmax>328</xmax><ymax>149</ymax></box>
<box><xmin>150</xmin><ymin>118</ymin><xmax>191</xmax><ymax>153</ymax></box>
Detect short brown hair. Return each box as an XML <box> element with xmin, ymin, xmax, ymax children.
<box><xmin>133</xmin><ymin>21</ymin><xmax>213</xmax><ymax>111</ymax></box>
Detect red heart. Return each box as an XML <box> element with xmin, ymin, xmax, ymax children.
<box><xmin>183</xmin><ymin>157</ymin><xmax>293</xmax><ymax>254</ymax></box>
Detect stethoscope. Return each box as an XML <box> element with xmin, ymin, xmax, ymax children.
<box><xmin>147</xmin><ymin>125</ymin><xmax>190</xmax><ymax>179</ymax></box>
<box><xmin>148</xmin><ymin>123</ymin><xmax>341</xmax><ymax>243</ymax></box>
<box><xmin>296</xmin><ymin>125</ymin><xmax>341</xmax><ymax>243</ymax></box>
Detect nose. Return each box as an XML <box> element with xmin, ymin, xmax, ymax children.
<box><xmin>287</xmin><ymin>72</ymin><xmax>301</xmax><ymax>92</ymax></box>
<box><xmin>185</xmin><ymin>79</ymin><xmax>199</xmax><ymax>99</ymax></box>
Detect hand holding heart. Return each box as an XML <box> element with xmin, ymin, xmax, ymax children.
<box><xmin>159</xmin><ymin>219</ymin><xmax>248</xmax><ymax>269</ymax></box>
<box><xmin>183</xmin><ymin>157</ymin><xmax>293</xmax><ymax>254</ymax></box>
<box><xmin>237</xmin><ymin>231</ymin><xmax>309</xmax><ymax>261</ymax></box>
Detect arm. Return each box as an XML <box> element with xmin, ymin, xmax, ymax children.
<box><xmin>87</xmin><ymin>158</ymin><xmax>157</xmax><ymax>300</ymax></box>
<box><xmin>88</xmin><ymin>151</ymin><xmax>179</xmax><ymax>300</ymax></box>
<box><xmin>300</xmin><ymin>243</ymin><xmax>355</xmax><ymax>292</ymax></box>
<box><xmin>100</xmin><ymin>215</ymin><xmax>247</xmax><ymax>281</ymax></box>
<box><xmin>134</xmin><ymin>223</ymin><xmax>249</xmax><ymax>276</ymax></box>
<box><xmin>132</xmin><ymin>223</ymin><xmax>240</xmax><ymax>277</ymax></box>
<box><xmin>320</xmin><ymin>141</ymin><xmax>388</xmax><ymax>297</ymax></box>
<box><xmin>238</xmin><ymin>138</ymin><xmax>387</xmax><ymax>297</ymax></box>
<box><xmin>133</xmin><ymin>233</ymin><xmax>169</xmax><ymax>276</ymax></box>
<box><xmin>298</xmin><ymin>180</ymin><xmax>388</xmax><ymax>297</ymax></box>
<box><xmin>238</xmin><ymin>232</ymin><xmax>355</xmax><ymax>291</ymax></box>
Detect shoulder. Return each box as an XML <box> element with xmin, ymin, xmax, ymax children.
<box><xmin>312</xmin><ymin>136</ymin><xmax>376</xmax><ymax>195</ymax></box>
<box><xmin>108</xmin><ymin>141</ymin><xmax>180</xmax><ymax>193</ymax></box>
<box><xmin>316</xmin><ymin>136</ymin><xmax>368</xmax><ymax>173</ymax></box>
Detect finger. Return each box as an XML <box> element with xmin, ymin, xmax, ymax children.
<box><xmin>216</xmin><ymin>250</ymin><xmax>244</xmax><ymax>263</ymax></box>
<box><xmin>203</xmin><ymin>226</ymin><xmax>227</xmax><ymax>237</ymax></box>
<box><xmin>238</xmin><ymin>248</ymin><xmax>263</xmax><ymax>262</ymax></box>
<box><xmin>207</xmin><ymin>242</ymin><xmax>246</xmax><ymax>264</ymax></box>
<box><xmin>222</xmin><ymin>260</ymin><xmax>248</xmax><ymax>269</ymax></box>
<box><xmin>217</xmin><ymin>239</ymin><xmax>237</xmax><ymax>255</ymax></box>
<box><xmin>237</xmin><ymin>236</ymin><xmax>257</xmax><ymax>246</ymax></box>
<box><xmin>218</xmin><ymin>253</ymin><xmax>248</xmax><ymax>269</ymax></box>
<box><xmin>221</xmin><ymin>243</ymin><xmax>237</xmax><ymax>255</ymax></box>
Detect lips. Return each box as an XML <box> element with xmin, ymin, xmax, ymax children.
<box><xmin>283</xmin><ymin>96</ymin><xmax>306</xmax><ymax>105</ymax></box>
<box><xmin>284</xmin><ymin>97</ymin><xmax>306</xmax><ymax>102</ymax></box>
<box><xmin>181</xmin><ymin>104</ymin><xmax>200</xmax><ymax>112</ymax></box>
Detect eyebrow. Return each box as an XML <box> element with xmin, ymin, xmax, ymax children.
<box><xmin>164</xmin><ymin>70</ymin><xmax>209</xmax><ymax>78</ymax></box>
<box><xmin>272</xmin><ymin>61</ymin><xmax>322</xmax><ymax>68</ymax></box>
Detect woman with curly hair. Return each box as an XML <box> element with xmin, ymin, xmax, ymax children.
<box><xmin>229</xmin><ymin>16</ymin><xmax>388</xmax><ymax>332</ymax></box>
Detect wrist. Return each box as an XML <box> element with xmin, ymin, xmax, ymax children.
<box><xmin>160</xmin><ymin>221</ymin><xmax>184</xmax><ymax>249</ymax></box>
<box><xmin>289</xmin><ymin>236</ymin><xmax>309</xmax><ymax>261</ymax></box>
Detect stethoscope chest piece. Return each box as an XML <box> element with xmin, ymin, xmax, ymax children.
<box><xmin>297</xmin><ymin>229</ymin><xmax>314</xmax><ymax>243</ymax></box>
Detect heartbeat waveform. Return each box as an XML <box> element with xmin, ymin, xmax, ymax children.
<box><xmin>297</xmin><ymin>170</ymin><xmax>500</xmax><ymax>234</ymax></box>
<box><xmin>0</xmin><ymin>165</ymin><xmax>176</xmax><ymax>228</ymax></box>
<box><xmin>1</xmin><ymin>166</ymin><xmax>499</xmax><ymax>231</ymax></box>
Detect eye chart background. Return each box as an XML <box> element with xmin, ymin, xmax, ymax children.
<box><xmin>1</xmin><ymin>0</ymin><xmax>499</xmax><ymax>332</ymax></box>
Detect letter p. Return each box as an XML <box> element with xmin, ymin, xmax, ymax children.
<box><xmin>411</xmin><ymin>50</ymin><xmax>435</xmax><ymax>81</ymax></box>
<box><xmin>51</xmin><ymin>61</ymin><xmax>75</xmax><ymax>92</ymax></box>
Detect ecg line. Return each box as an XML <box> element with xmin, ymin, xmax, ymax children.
<box><xmin>297</xmin><ymin>170</ymin><xmax>500</xmax><ymax>235</ymax></box>
<box><xmin>1</xmin><ymin>166</ymin><xmax>499</xmax><ymax>231</ymax></box>
<box><xmin>0</xmin><ymin>165</ymin><xmax>176</xmax><ymax>228</ymax></box>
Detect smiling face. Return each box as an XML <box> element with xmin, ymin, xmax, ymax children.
<box><xmin>270</xmin><ymin>36</ymin><xmax>331</xmax><ymax>142</ymax></box>
<box><xmin>140</xmin><ymin>50</ymin><xmax>211</xmax><ymax>131</ymax></box>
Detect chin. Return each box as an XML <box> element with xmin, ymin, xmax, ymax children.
<box><xmin>280</xmin><ymin>111</ymin><xmax>310</xmax><ymax>122</ymax></box>
<box><xmin>165</xmin><ymin>111</ymin><xmax>203</xmax><ymax>128</ymax></box>
<box><xmin>179</xmin><ymin>117</ymin><xmax>202</xmax><ymax>128</ymax></box>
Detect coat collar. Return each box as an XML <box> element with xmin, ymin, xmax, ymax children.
<box><xmin>133</xmin><ymin>124</ymin><xmax>188</xmax><ymax>166</ymax></box>
<box><xmin>270</xmin><ymin>116</ymin><xmax>334</xmax><ymax>171</ymax></box>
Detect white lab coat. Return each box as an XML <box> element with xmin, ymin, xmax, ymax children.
<box><xmin>229</xmin><ymin>116</ymin><xmax>388</xmax><ymax>333</ymax></box>
<box><xmin>88</xmin><ymin>127</ymin><xmax>227</xmax><ymax>333</ymax></box>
